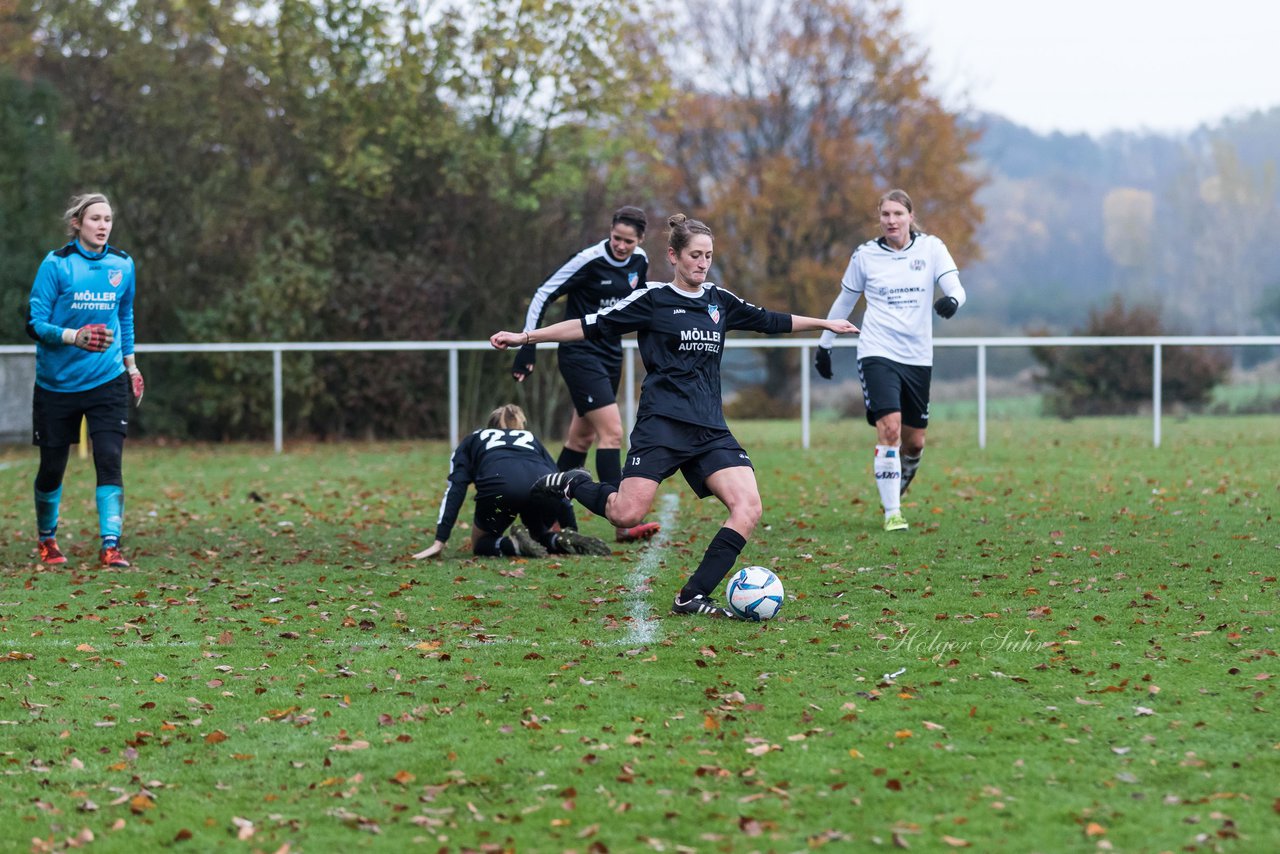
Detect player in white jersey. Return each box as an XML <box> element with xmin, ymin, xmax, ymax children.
<box><xmin>490</xmin><ymin>214</ymin><xmax>858</xmax><ymax>618</ymax></box>
<box><xmin>814</xmin><ymin>189</ymin><xmax>967</xmax><ymax>532</ymax></box>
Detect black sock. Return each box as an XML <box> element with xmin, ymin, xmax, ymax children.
<box><xmin>681</xmin><ymin>527</ymin><xmax>747</xmax><ymax>599</ymax></box>
<box><xmin>557</xmin><ymin>447</ymin><xmax>588</xmax><ymax>471</ymax></box>
<box><xmin>474</xmin><ymin>534</ymin><xmax>518</xmax><ymax>556</ymax></box>
<box><xmin>555</xmin><ymin>501</ymin><xmax>579</xmax><ymax>530</ymax></box>
<box><xmin>573</xmin><ymin>481</ymin><xmax>616</xmax><ymax>518</ymax></box>
<box><xmin>595</xmin><ymin>447</ymin><xmax>622</xmax><ymax>487</ymax></box>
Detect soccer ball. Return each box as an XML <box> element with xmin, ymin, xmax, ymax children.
<box><xmin>726</xmin><ymin>566</ymin><xmax>784</xmax><ymax>621</ymax></box>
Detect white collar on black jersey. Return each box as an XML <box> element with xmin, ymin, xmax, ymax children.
<box><xmin>659</xmin><ymin>281</ymin><xmax>710</xmax><ymax>298</ymax></box>
<box><xmin>599</xmin><ymin>238</ymin><xmax>648</xmax><ymax>267</ymax></box>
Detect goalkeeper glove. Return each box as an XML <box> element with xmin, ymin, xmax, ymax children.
<box><xmin>68</xmin><ymin>323</ymin><xmax>113</xmax><ymax>352</ymax></box>
<box><xmin>511</xmin><ymin>343</ymin><xmax>536</xmax><ymax>382</ymax></box>
<box><xmin>934</xmin><ymin>296</ymin><xmax>959</xmax><ymax>319</ymax></box>
<box><xmin>814</xmin><ymin>346</ymin><xmax>833</xmax><ymax>379</ymax></box>
<box><xmin>127</xmin><ymin>366</ymin><xmax>145</xmax><ymax>406</ymax></box>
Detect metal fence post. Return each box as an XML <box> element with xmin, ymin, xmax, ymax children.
<box><xmin>449</xmin><ymin>347</ymin><xmax>460</xmax><ymax>449</ymax></box>
<box><xmin>977</xmin><ymin>344</ymin><xmax>987</xmax><ymax>450</ymax></box>
<box><xmin>272</xmin><ymin>348</ymin><xmax>283</xmax><ymax>454</ymax></box>
<box><xmin>1152</xmin><ymin>343</ymin><xmax>1162</xmax><ymax>448</ymax></box>
<box><xmin>801</xmin><ymin>344</ymin><xmax>811</xmax><ymax>449</ymax></box>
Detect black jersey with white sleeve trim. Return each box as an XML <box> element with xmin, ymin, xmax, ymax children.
<box><xmin>520</xmin><ymin>239</ymin><xmax>648</xmax><ymax>366</ymax></box>
<box><xmin>434</xmin><ymin>428</ymin><xmax>557</xmax><ymax>543</ymax></box>
<box><xmin>582</xmin><ymin>282</ymin><xmax>792</xmax><ymax>430</ymax></box>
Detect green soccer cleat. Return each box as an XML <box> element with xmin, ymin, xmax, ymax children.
<box><xmin>884</xmin><ymin>511</ymin><xmax>909</xmax><ymax>532</ymax></box>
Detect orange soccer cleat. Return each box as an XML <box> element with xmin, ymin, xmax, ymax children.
<box><xmin>100</xmin><ymin>546</ymin><xmax>131</xmax><ymax>568</ymax></box>
<box><xmin>616</xmin><ymin>522</ymin><xmax>661</xmax><ymax>543</ymax></box>
<box><xmin>38</xmin><ymin>538</ymin><xmax>67</xmax><ymax>565</ymax></box>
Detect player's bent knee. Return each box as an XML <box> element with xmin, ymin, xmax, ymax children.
<box><xmin>727</xmin><ymin>496</ymin><xmax>763</xmax><ymax>531</ymax></box>
<box><xmin>609</xmin><ymin>505</ymin><xmax>647</xmax><ymax>529</ymax></box>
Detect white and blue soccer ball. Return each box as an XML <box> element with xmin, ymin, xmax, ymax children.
<box><xmin>726</xmin><ymin>566</ymin><xmax>784</xmax><ymax>621</ymax></box>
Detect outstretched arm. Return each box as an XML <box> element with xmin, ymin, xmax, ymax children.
<box><xmin>789</xmin><ymin>316</ymin><xmax>859</xmax><ymax>336</ymax></box>
<box><xmin>491</xmin><ymin>318</ymin><xmax>587</xmax><ymax>350</ymax></box>
<box><xmin>413</xmin><ymin>540</ymin><xmax>446</xmax><ymax>560</ymax></box>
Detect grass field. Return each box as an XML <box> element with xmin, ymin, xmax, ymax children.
<box><xmin>1</xmin><ymin>417</ymin><xmax>1277</xmax><ymax>853</ymax></box>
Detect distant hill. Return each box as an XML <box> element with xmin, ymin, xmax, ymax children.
<box><xmin>959</xmin><ymin>108</ymin><xmax>1280</xmax><ymax>337</ymax></box>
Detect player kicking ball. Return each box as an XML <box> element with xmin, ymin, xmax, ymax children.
<box><xmin>491</xmin><ymin>214</ymin><xmax>857</xmax><ymax>617</ymax></box>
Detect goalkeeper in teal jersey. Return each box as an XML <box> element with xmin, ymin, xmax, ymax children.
<box><xmin>25</xmin><ymin>192</ymin><xmax>145</xmax><ymax>568</ymax></box>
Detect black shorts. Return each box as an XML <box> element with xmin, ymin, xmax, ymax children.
<box><xmin>32</xmin><ymin>374</ymin><xmax>130</xmax><ymax>447</ymax></box>
<box><xmin>857</xmin><ymin>357</ymin><xmax>932</xmax><ymax>429</ymax></box>
<box><xmin>558</xmin><ymin>348</ymin><xmax>621</xmax><ymax>416</ymax></box>
<box><xmin>472</xmin><ymin>460</ymin><xmax>565</xmax><ymax>536</ymax></box>
<box><xmin>623</xmin><ymin>415</ymin><xmax>752</xmax><ymax>499</ymax></box>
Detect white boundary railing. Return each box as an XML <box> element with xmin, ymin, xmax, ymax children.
<box><xmin>3</xmin><ymin>336</ymin><xmax>1278</xmax><ymax>452</ymax></box>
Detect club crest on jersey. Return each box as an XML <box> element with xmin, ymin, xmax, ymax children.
<box><xmin>628</xmin><ymin>272</ymin><xmax>639</xmax><ymax>288</ymax></box>
<box><xmin>911</xmin><ymin>259</ymin><xmax>925</xmax><ymax>271</ymax></box>
<box><xmin>108</xmin><ymin>269</ymin><xmax>123</xmax><ymax>288</ymax></box>
<box><xmin>707</xmin><ymin>304</ymin><xmax>720</xmax><ymax>324</ymax></box>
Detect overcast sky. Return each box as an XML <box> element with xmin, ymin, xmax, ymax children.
<box><xmin>899</xmin><ymin>0</ymin><xmax>1280</xmax><ymax>136</ymax></box>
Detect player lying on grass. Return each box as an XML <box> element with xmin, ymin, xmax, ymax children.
<box><xmin>413</xmin><ymin>404</ymin><xmax>611</xmax><ymax>559</ymax></box>
<box><xmin>491</xmin><ymin>214</ymin><xmax>858</xmax><ymax>617</ymax></box>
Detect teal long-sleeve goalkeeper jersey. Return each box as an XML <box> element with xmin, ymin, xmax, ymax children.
<box><xmin>26</xmin><ymin>239</ymin><xmax>137</xmax><ymax>393</ymax></box>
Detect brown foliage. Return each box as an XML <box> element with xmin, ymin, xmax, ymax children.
<box><xmin>650</xmin><ymin>0</ymin><xmax>983</xmax><ymax>398</ymax></box>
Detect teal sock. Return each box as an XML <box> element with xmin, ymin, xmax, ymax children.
<box><xmin>36</xmin><ymin>486</ymin><xmax>62</xmax><ymax>539</ymax></box>
<box><xmin>96</xmin><ymin>485</ymin><xmax>123</xmax><ymax>549</ymax></box>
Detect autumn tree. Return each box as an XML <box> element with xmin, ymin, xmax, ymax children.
<box><xmin>1158</xmin><ymin>139</ymin><xmax>1279</xmax><ymax>335</ymax></box>
<box><xmin>3</xmin><ymin>0</ymin><xmax>673</xmax><ymax>439</ymax></box>
<box><xmin>650</xmin><ymin>0</ymin><xmax>983</xmax><ymax>410</ymax></box>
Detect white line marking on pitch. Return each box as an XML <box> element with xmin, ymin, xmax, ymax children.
<box><xmin>620</xmin><ymin>492</ymin><xmax>678</xmax><ymax>647</ymax></box>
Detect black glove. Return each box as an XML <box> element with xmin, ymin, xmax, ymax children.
<box><xmin>934</xmin><ymin>296</ymin><xmax>959</xmax><ymax>319</ymax></box>
<box><xmin>511</xmin><ymin>343</ymin><xmax>536</xmax><ymax>381</ymax></box>
<box><xmin>814</xmin><ymin>346</ymin><xmax>833</xmax><ymax>379</ymax></box>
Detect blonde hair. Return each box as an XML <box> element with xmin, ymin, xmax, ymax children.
<box><xmin>486</xmin><ymin>403</ymin><xmax>527</xmax><ymax>430</ymax></box>
<box><xmin>878</xmin><ymin>188</ymin><xmax>921</xmax><ymax>236</ymax></box>
<box><xmin>64</xmin><ymin>192</ymin><xmax>111</xmax><ymax>237</ymax></box>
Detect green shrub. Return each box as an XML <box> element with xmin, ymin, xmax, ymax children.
<box><xmin>1031</xmin><ymin>296</ymin><xmax>1230</xmax><ymax>417</ymax></box>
